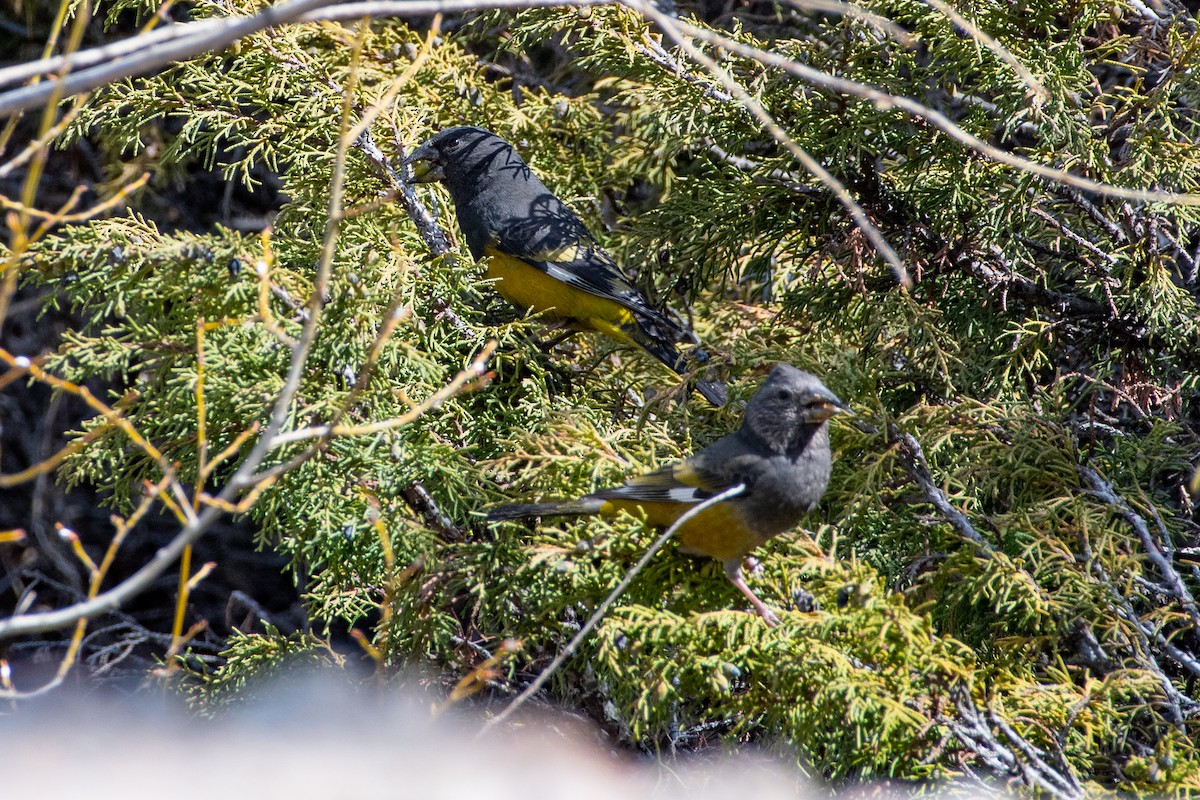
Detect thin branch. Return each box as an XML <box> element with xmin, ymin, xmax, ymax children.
<box><xmin>1031</xmin><ymin>207</ymin><xmax>1119</xmax><ymax>267</ymax></box>
<box><xmin>403</xmin><ymin>481</ymin><xmax>465</xmax><ymax>540</ymax></box>
<box><xmin>0</xmin><ymin>0</ymin><xmax>609</xmax><ymax>118</ymax></box>
<box><xmin>266</xmin><ymin>341</ymin><xmax>496</xmax><ymax>449</ymax></box>
<box><xmin>0</xmin><ymin>96</ymin><xmax>86</xmax><ymax>180</ymax></box>
<box><xmin>705</xmin><ymin>140</ymin><xmax>817</xmax><ymax>195</ymax></box>
<box><xmin>356</xmin><ymin>126</ymin><xmax>454</xmax><ymax>258</ymax></box>
<box><xmin>0</xmin><ymin>13</ymin><xmax>363</xmax><ymax>642</ymax></box>
<box><xmin>1052</xmin><ymin>185</ymin><xmax>1127</xmax><ymax>244</ymax></box>
<box><xmin>665</xmin><ymin>17</ymin><xmax>1200</xmax><ymax>208</ymax></box>
<box><xmin>946</xmin><ymin>686</ymin><xmax>1085</xmax><ymax>800</ymax></box>
<box><xmin>629</xmin><ymin>0</ymin><xmax>913</xmax><ymax>288</ymax></box>
<box><xmin>918</xmin><ymin>0</ymin><xmax>1047</xmax><ymax>104</ymax></box>
<box><xmin>7</xmin><ymin>0</ymin><xmax>1197</xmax><ymax>217</ymax></box>
<box><xmin>482</xmin><ymin>482</ymin><xmax>747</xmax><ymax>731</ymax></box>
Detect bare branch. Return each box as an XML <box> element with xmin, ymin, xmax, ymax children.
<box><xmin>0</xmin><ymin>15</ymin><xmax>371</xmax><ymax>641</ymax></box>
<box><xmin>628</xmin><ymin>0</ymin><xmax>913</xmax><ymax>288</ymax></box>
<box><xmin>664</xmin><ymin>17</ymin><xmax>1200</xmax><ymax>208</ymax></box>
<box><xmin>946</xmin><ymin>686</ymin><xmax>1085</xmax><ymax>800</ymax></box>
<box><xmin>483</xmin><ymin>482</ymin><xmax>747</xmax><ymax>731</ymax></box>
<box><xmin>0</xmin><ymin>0</ymin><xmax>609</xmax><ymax>119</ymax></box>
<box><xmin>1080</xmin><ymin>465</ymin><xmax>1200</xmax><ymax>634</ymax></box>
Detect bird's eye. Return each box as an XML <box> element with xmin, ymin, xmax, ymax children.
<box><xmin>444</xmin><ymin>136</ymin><xmax>461</xmax><ymax>150</ymax></box>
<box><xmin>776</xmin><ymin>388</ymin><xmax>792</xmax><ymax>401</ymax></box>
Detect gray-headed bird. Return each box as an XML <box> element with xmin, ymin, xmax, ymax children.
<box><xmin>488</xmin><ymin>365</ymin><xmax>851</xmax><ymax>624</ymax></box>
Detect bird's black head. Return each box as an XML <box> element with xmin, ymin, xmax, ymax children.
<box><xmin>741</xmin><ymin>365</ymin><xmax>851</xmax><ymax>455</ymax></box>
<box><xmin>403</xmin><ymin>126</ymin><xmax>531</xmax><ymax>199</ymax></box>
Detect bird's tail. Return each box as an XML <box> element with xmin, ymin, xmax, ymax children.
<box><xmin>486</xmin><ymin>497</ymin><xmax>606</xmax><ymax>521</ymax></box>
<box><xmin>626</xmin><ymin>319</ymin><xmax>729</xmax><ymax>407</ymax></box>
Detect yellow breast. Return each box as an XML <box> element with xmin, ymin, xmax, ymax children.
<box><xmin>483</xmin><ymin>249</ymin><xmax>636</xmax><ymax>338</ymax></box>
<box><xmin>600</xmin><ymin>498</ymin><xmax>768</xmax><ymax>564</ymax></box>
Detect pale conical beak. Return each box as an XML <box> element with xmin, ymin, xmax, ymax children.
<box><xmin>403</xmin><ymin>142</ymin><xmax>443</xmax><ymax>183</ymax></box>
<box><xmin>804</xmin><ymin>396</ymin><xmax>853</xmax><ymax>424</ymax></box>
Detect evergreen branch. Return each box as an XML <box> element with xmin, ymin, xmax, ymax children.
<box><xmin>705</xmin><ymin>140</ymin><xmax>817</xmax><ymax>195</ymax></box>
<box><xmin>963</xmin><ymin>247</ymin><xmax>1121</xmax><ymax>326</ymax></box>
<box><xmin>0</xmin><ymin>20</ymin><xmax>370</xmax><ymax>643</ymax></box>
<box><xmin>1060</xmin><ymin>373</ymin><xmax>1151</xmax><ymax>419</ymax></box>
<box><xmin>1052</xmin><ymin>185</ymin><xmax>1128</xmax><ymax>245</ymax></box>
<box><xmin>0</xmin><ymin>351</ymin><xmax>186</xmax><ymax>513</ymax></box>
<box><xmin>259</xmin><ymin>20</ymin><xmax>474</xmax><ymax>346</ymax></box>
<box><xmin>403</xmin><ymin>482</ymin><xmax>465</xmax><ymax>541</ymax></box>
<box><xmin>890</xmin><ymin>427</ymin><xmax>984</xmax><ymax>546</ymax></box>
<box><xmin>950</xmin><ymin>91</ymin><xmax>1042</xmax><ymax>139</ymax></box>
<box><xmin>664</xmin><ymin>17</ymin><xmax>1200</xmax><ymax>207</ymax></box>
<box><xmin>265</xmin><ymin>339</ymin><xmax>496</xmax><ymax>448</ymax></box>
<box><xmin>482</xmin><ymin>482</ymin><xmax>747</xmax><ymax>731</ymax></box>
<box><xmin>254</xmin><ymin>253</ymin><xmax>299</xmax><ymax>347</ymax></box>
<box><xmin>356</xmin><ymin>126</ymin><xmax>454</xmax><ymax>258</ymax></box>
<box><xmin>364</xmin><ymin>122</ymin><xmax>476</xmax><ymax>336</ymax></box>
<box><xmin>629</xmin><ymin>0</ymin><xmax>914</xmax><ymax>289</ymax></box>
<box><xmin>633</xmin><ymin>34</ymin><xmax>732</xmax><ymax>103</ymax></box>
<box><xmin>947</xmin><ymin>685</ymin><xmax>1085</xmax><ymax>800</ymax></box>
<box><xmin>918</xmin><ymin>0</ymin><xmax>1047</xmax><ymax>104</ymax></box>
<box><xmin>0</xmin><ymin>0</ymin><xmax>339</xmax><ymax>118</ymax></box>
<box><xmin>259</xmin><ymin>14</ymin><xmax>472</xmax><ymax>347</ymax></box>
<box><xmin>1030</xmin><ymin>208</ymin><xmax>1119</xmax><ymax>267</ymax></box>
<box><xmin>1084</xmin><ymin>553</ymin><xmax>1198</xmax><ymax>723</ymax></box>
<box><xmin>235</xmin><ymin>22</ymin><xmax>377</xmax><ymax>485</ymax></box>
<box><xmin>780</xmin><ymin>0</ymin><xmax>912</xmax><ymax>44</ymax></box>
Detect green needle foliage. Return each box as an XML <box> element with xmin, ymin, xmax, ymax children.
<box><xmin>14</xmin><ymin>0</ymin><xmax>1200</xmax><ymax>792</ymax></box>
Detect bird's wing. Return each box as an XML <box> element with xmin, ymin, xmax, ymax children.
<box><xmin>594</xmin><ymin>448</ymin><xmax>743</xmax><ymax>507</ymax></box>
<box><xmin>483</xmin><ymin>198</ymin><xmax>726</xmax><ymax>405</ymax></box>
<box><xmin>494</xmin><ymin>214</ymin><xmax>673</xmax><ymax>324</ymax></box>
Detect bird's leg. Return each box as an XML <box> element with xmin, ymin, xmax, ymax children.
<box><xmin>527</xmin><ymin>321</ymin><xmax>578</xmax><ymax>350</ymax></box>
<box><xmin>742</xmin><ymin>555</ymin><xmax>763</xmax><ymax>575</ymax></box>
<box><xmin>539</xmin><ymin>328</ymin><xmax>579</xmax><ymax>350</ymax></box>
<box><xmin>723</xmin><ymin>559</ymin><xmax>779</xmax><ymax>627</ymax></box>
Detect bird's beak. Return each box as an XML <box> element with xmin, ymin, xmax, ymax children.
<box><xmin>403</xmin><ymin>142</ymin><xmax>443</xmax><ymax>183</ymax></box>
<box><xmin>804</xmin><ymin>396</ymin><xmax>854</xmax><ymax>424</ymax></box>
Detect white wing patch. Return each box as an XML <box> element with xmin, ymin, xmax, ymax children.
<box><xmin>544</xmin><ymin>262</ymin><xmax>582</xmax><ymax>284</ymax></box>
<box><xmin>610</xmin><ymin>484</ymin><xmax>704</xmax><ymax>504</ymax></box>
<box><xmin>667</xmin><ymin>486</ymin><xmax>705</xmax><ymax>504</ymax></box>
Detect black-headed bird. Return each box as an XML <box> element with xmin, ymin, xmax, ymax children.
<box><xmin>404</xmin><ymin>126</ymin><xmax>727</xmax><ymax>406</ymax></box>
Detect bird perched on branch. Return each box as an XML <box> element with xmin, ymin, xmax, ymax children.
<box><xmin>488</xmin><ymin>365</ymin><xmax>851</xmax><ymax>625</ymax></box>
<box><xmin>403</xmin><ymin>126</ymin><xmax>727</xmax><ymax>406</ymax></box>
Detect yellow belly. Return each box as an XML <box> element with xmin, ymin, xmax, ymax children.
<box><xmin>600</xmin><ymin>498</ymin><xmax>767</xmax><ymax>563</ymax></box>
<box><xmin>483</xmin><ymin>251</ymin><xmax>636</xmax><ymax>337</ymax></box>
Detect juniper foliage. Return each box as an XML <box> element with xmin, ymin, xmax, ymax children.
<box><xmin>11</xmin><ymin>0</ymin><xmax>1200</xmax><ymax>792</ymax></box>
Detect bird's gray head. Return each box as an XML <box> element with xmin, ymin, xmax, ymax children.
<box><xmin>741</xmin><ymin>365</ymin><xmax>851</xmax><ymax>455</ymax></box>
<box><xmin>403</xmin><ymin>127</ymin><xmax>532</xmax><ymax>200</ymax></box>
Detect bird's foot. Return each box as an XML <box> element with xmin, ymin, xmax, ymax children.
<box><xmin>724</xmin><ymin>558</ymin><xmax>780</xmax><ymax>627</ymax></box>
